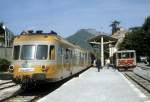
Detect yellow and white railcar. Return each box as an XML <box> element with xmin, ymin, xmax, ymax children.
<box><xmin>9</xmin><ymin>31</ymin><xmax>91</xmax><ymax>89</ymax></box>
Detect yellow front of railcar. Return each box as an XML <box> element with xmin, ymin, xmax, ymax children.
<box><xmin>10</xmin><ymin>33</ymin><xmax>60</xmax><ymax>85</ymax></box>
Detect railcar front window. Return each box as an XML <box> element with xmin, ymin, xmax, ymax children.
<box><xmin>36</xmin><ymin>45</ymin><xmax>48</xmax><ymax>60</ymax></box>
<box><xmin>122</xmin><ymin>52</ymin><xmax>130</xmax><ymax>58</ymax></box>
<box><xmin>13</xmin><ymin>45</ymin><xmax>20</xmax><ymax>60</ymax></box>
<box><xmin>21</xmin><ymin>45</ymin><xmax>36</xmax><ymax>60</ymax></box>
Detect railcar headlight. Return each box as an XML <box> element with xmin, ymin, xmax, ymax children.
<box><xmin>41</xmin><ymin>65</ymin><xmax>48</xmax><ymax>72</ymax></box>
<box><xmin>9</xmin><ymin>65</ymin><xmax>14</xmax><ymax>73</ymax></box>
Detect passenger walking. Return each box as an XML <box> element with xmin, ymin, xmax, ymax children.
<box><xmin>106</xmin><ymin>59</ymin><xmax>110</xmax><ymax>69</ymax></box>
<box><xmin>96</xmin><ymin>58</ymin><xmax>101</xmax><ymax>72</ymax></box>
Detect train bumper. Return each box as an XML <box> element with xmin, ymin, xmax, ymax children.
<box><xmin>13</xmin><ymin>73</ymin><xmax>46</xmax><ymax>83</ymax></box>
<box><xmin>32</xmin><ymin>73</ymin><xmax>46</xmax><ymax>80</ymax></box>
<box><xmin>117</xmin><ymin>65</ymin><xmax>136</xmax><ymax>69</ymax></box>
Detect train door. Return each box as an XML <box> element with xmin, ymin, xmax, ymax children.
<box><xmin>57</xmin><ymin>46</ymin><xmax>64</xmax><ymax>73</ymax></box>
<box><xmin>49</xmin><ymin>45</ymin><xmax>56</xmax><ymax>72</ymax></box>
<box><xmin>65</xmin><ymin>48</ymin><xmax>72</xmax><ymax>73</ymax></box>
<box><xmin>49</xmin><ymin>45</ymin><xmax>55</xmax><ymax>60</ymax></box>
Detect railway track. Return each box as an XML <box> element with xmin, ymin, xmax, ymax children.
<box><xmin>139</xmin><ymin>66</ymin><xmax>150</xmax><ymax>71</ymax></box>
<box><xmin>123</xmin><ymin>71</ymin><xmax>150</xmax><ymax>95</ymax></box>
<box><xmin>0</xmin><ymin>81</ymin><xmax>20</xmax><ymax>101</ymax></box>
<box><xmin>0</xmin><ymin>78</ymin><xmax>73</xmax><ymax>102</ymax></box>
<box><xmin>1</xmin><ymin>82</ymin><xmax>69</xmax><ymax>102</ymax></box>
<box><xmin>0</xmin><ymin>85</ymin><xmax>44</xmax><ymax>102</ymax></box>
<box><xmin>0</xmin><ymin>81</ymin><xmax>46</xmax><ymax>102</ymax></box>
<box><xmin>0</xmin><ymin>80</ymin><xmax>18</xmax><ymax>91</ymax></box>
<box><xmin>0</xmin><ymin>68</ymin><xmax>89</xmax><ymax>102</ymax></box>
<box><xmin>1</xmin><ymin>92</ymin><xmax>41</xmax><ymax>102</ymax></box>
<box><xmin>137</xmin><ymin>65</ymin><xmax>150</xmax><ymax>71</ymax></box>
<box><xmin>0</xmin><ymin>83</ymin><xmax>17</xmax><ymax>90</ymax></box>
<box><xmin>0</xmin><ymin>81</ymin><xmax>13</xmax><ymax>86</ymax></box>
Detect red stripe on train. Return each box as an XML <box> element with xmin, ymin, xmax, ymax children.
<box><xmin>118</xmin><ymin>59</ymin><xmax>134</xmax><ymax>65</ymax></box>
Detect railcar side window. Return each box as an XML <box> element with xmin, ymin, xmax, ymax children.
<box><xmin>13</xmin><ymin>45</ymin><xmax>20</xmax><ymax>60</ymax></box>
<box><xmin>20</xmin><ymin>45</ymin><xmax>36</xmax><ymax>60</ymax></box>
<box><xmin>58</xmin><ymin>47</ymin><xmax>63</xmax><ymax>55</ymax></box>
<box><xmin>36</xmin><ymin>45</ymin><xmax>48</xmax><ymax>60</ymax></box>
<box><xmin>130</xmin><ymin>52</ymin><xmax>134</xmax><ymax>58</ymax></box>
<box><xmin>49</xmin><ymin>45</ymin><xmax>55</xmax><ymax>60</ymax></box>
<box><xmin>61</xmin><ymin>48</ymin><xmax>63</xmax><ymax>55</ymax></box>
<box><xmin>70</xmin><ymin>50</ymin><xmax>73</xmax><ymax>58</ymax></box>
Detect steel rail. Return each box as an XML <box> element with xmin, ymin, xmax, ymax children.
<box><xmin>124</xmin><ymin>72</ymin><xmax>150</xmax><ymax>94</ymax></box>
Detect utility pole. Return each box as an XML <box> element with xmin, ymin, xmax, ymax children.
<box><xmin>2</xmin><ymin>25</ymin><xmax>7</xmax><ymax>47</ymax></box>
<box><xmin>2</xmin><ymin>25</ymin><xmax>7</xmax><ymax>58</ymax></box>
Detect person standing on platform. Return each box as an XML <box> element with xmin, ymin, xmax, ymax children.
<box><xmin>96</xmin><ymin>58</ymin><xmax>101</xmax><ymax>72</ymax></box>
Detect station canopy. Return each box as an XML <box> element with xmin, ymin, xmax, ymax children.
<box><xmin>88</xmin><ymin>34</ymin><xmax>118</xmax><ymax>45</ymax></box>
<box><xmin>88</xmin><ymin>33</ymin><xmax>118</xmax><ymax>67</ymax></box>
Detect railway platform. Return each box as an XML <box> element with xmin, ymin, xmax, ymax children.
<box><xmin>38</xmin><ymin>67</ymin><xmax>150</xmax><ymax>102</ymax></box>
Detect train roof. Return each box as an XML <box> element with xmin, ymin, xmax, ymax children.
<box><xmin>14</xmin><ymin>30</ymin><xmax>86</xmax><ymax>51</ymax></box>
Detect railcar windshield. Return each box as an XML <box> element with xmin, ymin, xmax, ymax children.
<box><xmin>13</xmin><ymin>45</ymin><xmax>20</xmax><ymax>60</ymax></box>
<box><xmin>122</xmin><ymin>52</ymin><xmax>130</xmax><ymax>58</ymax></box>
<box><xmin>20</xmin><ymin>45</ymin><xmax>36</xmax><ymax>60</ymax></box>
<box><xmin>117</xmin><ymin>52</ymin><xmax>135</xmax><ymax>59</ymax></box>
<box><xmin>36</xmin><ymin>45</ymin><xmax>48</xmax><ymax>60</ymax></box>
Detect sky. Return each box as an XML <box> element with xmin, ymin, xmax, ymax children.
<box><xmin>0</xmin><ymin>0</ymin><xmax>150</xmax><ymax>37</ymax></box>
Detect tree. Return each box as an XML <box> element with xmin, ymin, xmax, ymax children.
<box><xmin>143</xmin><ymin>16</ymin><xmax>150</xmax><ymax>32</ymax></box>
<box><xmin>0</xmin><ymin>22</ymin><xmax>5</xmax><ymax>35</ymax></box>
<box><xmin>0</xmin><ymin>22</ymin><xmax>3</xmax><ymax>26</ymax></box>
<box><xmin>118</xmin><ymin>16</ymin><xmax>150</xmax><ymax>62</ymax></box>
<box><xmin>110</xmin><ymin>20</ymin><xmax>120</xmax><ymax>35</ymax></box>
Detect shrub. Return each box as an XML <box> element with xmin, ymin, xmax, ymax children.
<box><xmin>0</xmin><ymin>58</ymin><xmax>10</xmax><ymax>72</ymax></box>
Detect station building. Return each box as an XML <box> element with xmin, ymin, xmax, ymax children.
<box><xmin>0</xmin><ymin>23</ymin><xmax>14</xmax><ymax>47</ymax></box>
<box><xmin>0</xmin><ymin>23</ymin><xmax>14</xmax><ymax>61</ymax></box>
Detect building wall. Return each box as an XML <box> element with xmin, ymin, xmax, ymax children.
<box><xmin>0</xmin><ymin>47</ymin><xmax>12</xmax><ymax>61</ymax></box>
<box><xmin>111</xmin><ymin>27</ymin><xmax>127</xmax><ymax>51</ymax></box>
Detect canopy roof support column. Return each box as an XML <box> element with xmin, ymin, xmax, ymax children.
<box><xmin>109</xmin><ymin>44</ymin><xmax>112</xmax><ymax>57</ymax></box>
<box><xmin>101</xmin><ymin>36</ymin><xmax>104</xmax><ymax>67</ymax></box>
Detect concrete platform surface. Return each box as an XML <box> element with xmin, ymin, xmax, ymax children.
<box><xmin>38</xmin><ymin>68</ymin><xmax>149</xmax><ymax>102</ymax></box>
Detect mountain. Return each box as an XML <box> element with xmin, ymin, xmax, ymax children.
<box><xmin>83</xmin><ymin>28</ymin><xmax>99</xmax><ymax>35</ymax></box>
<box><xmin>66</xmin><ymin>29</ymin><xmax>97</xmax><ymax>51</ymax></box>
